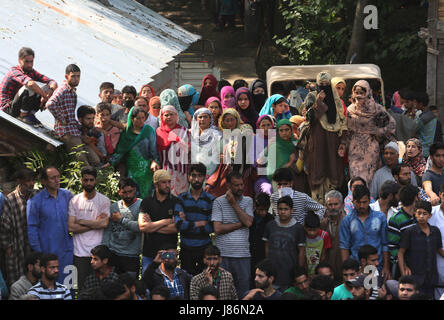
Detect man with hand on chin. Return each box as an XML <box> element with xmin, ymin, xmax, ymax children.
<box><xmin>189</xmin><ymin>244</ymin><xmax>237</xmax><ymax>300</ymax></box>
<box><xmin>242</xmin><ymin>258</ymin><xmax>282</xmax><ymax>300</ymax></box>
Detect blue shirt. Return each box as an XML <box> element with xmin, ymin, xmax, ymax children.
<box><xmin>0</xmin><ymin>192</ymin><xmax>4</xmax><ymax>218</ymax></box>
<box><xmin>339</xmin><ymin>207</ymin><xmax>389</xmax><ymax>267</ymax></box>
<box><xmin>27</xmin><ymin>188</ymin><xmax>74</xmax><ymax>284</ymax></box>
<box><xmin>174</xmin><ymin>191</ymin><xmax>214</xmax><ymax>248</ymax></box>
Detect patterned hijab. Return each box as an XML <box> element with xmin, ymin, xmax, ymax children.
<box><xmin>402</xmin><ymin>138</ymin><xmax>427</xmax><ymax>177</ymax></box>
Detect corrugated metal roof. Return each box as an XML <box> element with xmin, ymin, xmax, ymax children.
<box><xmin>0</xmin><ymin>0</ymin><xmax>200</xmax><ymax>128</ymax></box>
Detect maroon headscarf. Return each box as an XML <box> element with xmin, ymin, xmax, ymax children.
<box><xmin>198</xmin><ymin>74</ymin><xmax>219</xmax><ymax>105</ymax></box>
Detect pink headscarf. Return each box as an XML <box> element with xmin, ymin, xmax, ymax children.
<box><xmin>220</xmin><ymin>86</ymin><xmax>236</xmax><ymax>110</ymax></box>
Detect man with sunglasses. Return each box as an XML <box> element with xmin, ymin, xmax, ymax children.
<box><xmin>142</xmin><ymin>244</ymin><xmax>192</xmax><ymax>300</ymax></box>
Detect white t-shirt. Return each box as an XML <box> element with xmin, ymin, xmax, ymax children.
<box><xmin>69</xmin><ymin>192</ymin><xmax>110</xmax><ymax>257</ymax></box>
<box><xmin>144</xmin><ymin>113</ymin><xmax>159</xmax><ymax>130</ymax></box>
<box><xmin>369</xmin><ymin>200</ymin><xmax>397</xmax><ymax>222</ymax></box>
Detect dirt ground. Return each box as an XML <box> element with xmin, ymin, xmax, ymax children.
<box><xmin>141</xmin><ymin>0</ymin><xmax>259</xmax><ymax>84</ymax></box>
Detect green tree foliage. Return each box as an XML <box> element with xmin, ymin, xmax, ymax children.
<box><xmin>273</xmin><ymin>0</ymin><xmax>427</xmax><ymax>94</ymax></box>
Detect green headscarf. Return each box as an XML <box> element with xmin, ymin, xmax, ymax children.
<box><xmin>266</xmin><ymin>119</ymin><xmax>296</xmax><ymax>178</ymax></box>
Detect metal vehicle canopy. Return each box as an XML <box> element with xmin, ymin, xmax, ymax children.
<box><xmin>266</xmin><ymin>64</ymin><xmax>385</xmax><ymax>104</ymax></box>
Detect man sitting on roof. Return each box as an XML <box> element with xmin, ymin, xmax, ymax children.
<box><xmin>0</xmin><ymin>47</ymin><xmax>58</xmax><ymax>125</ymax></box>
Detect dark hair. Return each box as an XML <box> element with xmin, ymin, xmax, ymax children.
<box><xmin>96</xmin><ymin>102</ymin><xmax>112</xmax><ymax>114</ymax></box>
<box><xmin>118</xmin><ymin>177</ymin><xmax>138</xmax><ymax>190</ymax></box>
<box><xmin>398</xmin><ymin>275</ymin><xmax>418</xmax><ymax>291</ymax></box>
<box><xmin>277</xmin><ymin>195</ymin><xmax>293</xmax><ymax>209</ymax></box>
<box><xmin>271</xmin><ymin>82</ymin><xmax>285</xmax><ymax>94</ymax></box>
<box><xmin>304</xmin><ymin>211</ymin><xmax>320</xmax><ymax>228</ymax></box>
<box><xmin>399</xmin><ymin>184</ymin><xmax>419</xmax><ymax>206</ymax></box>
<box><xmin>122</xmin><ymin>85</ymin><xmax>137</xmax><ymax>97</ymax></box>
<box><xmin>40</xmin><ymin>253</ymin><xmax>58</xmax><ymax>268</ymax></box>
<box><xmin>100</xmin><ymin>280</ymin><xmax>126</xmax><ymax>300</ymax></box>
<box><xmin>130</xmin><ymin>106</ymin><xmax>147</xmax><ymax>119</ymax></box>
<box><xmin>65</xmin><ymin>64</ymin><xmax>81</xmax><ymax>74</ymax></box>
<box><xmin>135</xmin><ymin>96</ymin><xmax>148</xmax><ymax>104</ymax></box>
<box><xmin>391</xmin><ymin>163</ymin><xmax>410</xmax><ymax>177</ymax></box>
<box><xmin>341</xmin><ymin>258</ymin><xmax>360</xmax><ymax>272</ymax></box>
<box><xmin>77</xmin><ymin>105</ymin><xmax>96</xmax><ymax>119</ymax></box>
<box><xmin>415</xmin><ymin>200</ymin><xmax>432</xmax><ymax>214</ymax></box>
<box><xmin>100</xmin><ymin>82</ymin><xmax>114</xmax><ymax>92</ymax></box>
<box><xmin>204</xmin><ymin>244</ymin><xmax>221</xmax><ymax>257</ymax></box>
<box><xmin>413</xmin><ymin>92</ymin><xmax>429</xmax><ymax>106</ymax></box>
<box><xmin>15</xmin><ymin>168</ymin><xmax>35</xmax><ymax>181</ymax></box>
<box><xmin>350</xmin><ymin>176</ymin><xmax>367</xmax><ymax>188</ymax></box>
<box><xmin>217</xmin><ymin>79</ymin><xmax>231</xmax><ymax>92</ymax></box>
<box><xmin>430</xmin><ymin>142</ymin><xmax>444</xmax><ymax>157</ymax></box>
<box><xmin>379</xmin><ymin>180</ymin><xmax>400</xmax><ymax>200</ymax></box>
<box><xmin>24</xmin><ymin>252</ymin><xmax>43</xmax><ymax>272</ymax></box>
<box><xmin>198</xmin><ymin>285</ymin><xmax>219</xmax><ymax>300</ymax></box>
<box><xmin>226</xmin><ymin>170</ymin><xmax>243</xmax><ymax>184</ymax></box>
<box><xmin>189</xmin><ymin>163</ymin><xmax>207</xmax><ymax>176</ymax></box>
<box><xmin>429</xmin><ymin>105</ymin><xmax>438</xmax><ymax>111</ymax></box>
<box><xmin>255</xmin><ymin>258</ymin><xmax>275</xmax><ymax>278</ymax></box>
<box><xmin>18</xmin><ymin>47</ymin><xmax>35</xmax><ymax>59</ymax></box>
<box><xmin>272</xmin><ymin>167</ymin><xmax>294</xmax><ymax>182</ymax></box>
<box><xmin>299</xmin><ymin>290</ymin><xmax>323</xmax><ymax>300</ymax></box>
<box><xmin>358</xmin><ymin>244</ymin><xmax>378</xmax><ymax>261</ymax></box>
<box><xmin>352</xmin><ymin>184</ymin><xmax>370</xmax><ymax>202</ymax></box>
<box><xmin>309</xmin><ymin>275</ymin><xmax>335</xmax><ymax>294</ymax></box>
<box><xmin>40</xmin><ymin>166</ymin><xmax>58</xmax><ymax>181</ymax></box>
<box><xmin>81</xmin><ymin>166</ymin><xmax>97</xmax><ymax>178</ymax></box>
<box><xmin>255</xmin><ymin>192</ymin><xmax>271</xmax><ymax>208</ymax></box>
<box><xmin>398</xmin><ymin>88</ymin><xmax>413</xmax><ymax>101</ymax></box>
<box><xmin>290</xmin><ymin>266</ymin><xmax>308</xmax><ymax>281</ymax></box>
<box><xmin>315</xmin><ymin>262</ymin><xmax>333</xmax><ymax>275</ymax></box>
<box><xmin>90</xmin><ymin>244</ymin><xmax>112</xmax><ymax>261</ymax></box>
<box><xmin>233</xmin><ymin>79</ymin><xmax>249</xmax><ymax>91</ymax></box>
<box><xmin>151</xmin><ymin>285</ymin><xmax>170</xmax><ymax>299</ymax></box>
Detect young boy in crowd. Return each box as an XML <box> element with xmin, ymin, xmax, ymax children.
<box><xmin>304</xmin><ymin>211</ymin><xmax>332</xmax><ymax>277</ymax></box>
<box><xmin>263</xmin><ymin>196</ymin><xmax>306</xmax><ymax>291</ymax></box>
<box><xmin>398</xmin><ymin>200</ymin><xmax>444</xmax><ymax>297</ymax></box>
<box><xmin>249</xmin><ymin>192</ymin><xmax>274</xmax><ymax>286</ymax></box>
<box><xmin>331</xmin><ymin>258</ymin><xmax>360</xmax><ymax>300</ymax></box>
<box><xmin>95</xmin><ymin>102</ymin><xmax>121</xmax><ymax>160</ymax></box>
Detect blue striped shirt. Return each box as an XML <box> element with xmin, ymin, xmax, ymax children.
<box><xmin>27</xmin><ymin>281</ymin><xmax>72</xmax><ymax>300</ymax></box>
<box><xmin>174</xmin><ymin>191</ymin><xmax>214</xmax><ymax>248</ymax></box>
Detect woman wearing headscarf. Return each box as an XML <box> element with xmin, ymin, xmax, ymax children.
<box><xmin>205</xmin><ymin>108</ymin><xmax>255</xmax><ymax>198</ymax></box>
<box><xmin>331</xmin><ymin>77</ymin><xmax>347</xmax><ymax>116</ymax></box>
<box><xmin>178</xmin><ymin>84</ymin><xmax>200</xmax><ymax>119</ymax></box>
<box><xmin>402</xmin><ymin>138</ymin><xmax>427</xmax><ymax>181</ymax></box>
<box><xmin>259</xmin><ymin>94</ymin><xmax>292</xmax><ymax>121</ymax></box>
<box><xmin>139</xmin><ymin>84</ymin><xmax>156</xmax><ymax>102</ymax></box>
<box><xmin>160</xmin><ymin>89</ymin><xmax>189</xmax><ymax>128</ymax></box>
<box><xmin>253</xmin><ymin>115</ymin><xmax>276</xmax><ymax>195</ymax></box>
<box><xmin>302</xmin><ymin>71</ymin><xmax>348</xmax><ymax>205</ymax></box>
<box><xmin>198</xmin><ymin>74</ymin><xmax>219</xmax><ymax>105</ymax></box>
<box><xmin>249</xmin><ymin>79</ymin><xmax>268</xmax><ymax>113</ymax></box>
<box><xmin>156</xmin><ymin>105</ymin><xmax>191</xmax><ymax>196</ymax></box>
<box><xmin>220</xmin><ymin>86</ymin><xmax>236</xmax><ymax>110</ymax></box>
<box><xmin>346</xmin><ymin>80</ymin><xmax>396</xmax><ymax>186</ymax></box>
<box><xmin>148</xmin><ymin>96</ymin><xmax>161</xmax><ymax>118</ymax></box>
<box><xmin>190</xmin><ymin>108</ymin><xmax>222</xmax><ymax>178</ymax></box>
<box><xmin>235</xmin><ymin>87</ymin><xmax>259</xmax><ymax>131</ymax></box>
<box><xmin>205</xmin><ymin>97</ymin><xmax>223</xmax><ymax>127</ymax></box>
<box><xmin>110</xmin><ymin>107</ymin><xmax>159</xmax><ymax>198</ymax></box>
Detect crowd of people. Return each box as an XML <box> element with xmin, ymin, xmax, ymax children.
<box><xmin>0</xmin><ymin>46</ymin><xmax>444</xmax><ymax>301</ymax></box>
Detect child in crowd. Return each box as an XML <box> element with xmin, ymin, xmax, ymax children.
<box><xmin>304</xmin><ymin>211</ymin><xmax>332</xmax><ymax>277</ymax></box>
<box><xmin>95</xmin><ymin>102</ymin><xmax>121</xmax><ymax>160</ymax></box>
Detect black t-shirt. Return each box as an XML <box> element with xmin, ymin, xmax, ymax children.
<box><xmin>422</xmin><ymin>169</ymin><xmax>444</xmax><ymax>196</ymax></box>
<box><xmin>139</xmin><ymin>193</ymin><xmax>180</xmax><ymax>258</ymax></box>
<box><xmin>249</xmin><ymin>213</ymin><xmax>274</xmax><ymax>265</ymax></box>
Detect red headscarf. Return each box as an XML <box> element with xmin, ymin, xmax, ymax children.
<box><xmin>156</xmin><ymin>105</ymin><xmax>181</xmax><ymax>152</ymax></box>
<box><xmin>198</xmin><ymin>74</ymin><xmax>219</xmax><ymax>105</ymax></box>
<box><xmin>139</xmin><ymin>84</ymin><xmax>156</xmax><ymax>99</ymax></box>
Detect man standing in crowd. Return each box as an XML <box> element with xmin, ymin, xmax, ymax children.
<box><xmin>321</xmin><ymin>190</ymin><xmax>346</xmax><ymax>280</ymax></box>
<box><xmin>102</xmin><ymin>178</ymin><xmax>142</xmax><ymax>277</ymax></box>
<box><xmin>68</xmin><ymin>166</ymin><xmax>110</xmax><ymax>290</ymax></box>
<box><xmin>45</xmin><ymin>64</ymin><xmax>88</xmax><ymax>165</ymax></box>
<box><xmin>270</xmin><ymin>168</ymin><xmax>325</xmax><ymax>225</ymax></box>
<box><xmin>142</xmin><ymin>246</ymin><xmax>192</xmax><ymax>300</ymax></box>
<box><xmin>174</xmin><ymin>163</ymin><xmax>214</xmax><ymax>276</ymax></box>
<box><xmin>96</xmin><ymin>82</ymin><xmax>122</xmax><ymax>115</ymax></box>
<box><xmin>9</xmin><ymin>252</ymin><xmax>42</xmax><ymax>300</ymax></box>
<box><xmin>0</xmin><ymin>47</ymin><xmax>57</xmax><ymax>122</ymax></box>
<box><xmin>189</xmin><ymin>244</ymin><xmax>237</xmax><ymax>300</ymax></box>
<box><xmin>0</xmin><ymin>168</ymin><xmax>37</xmax><ymax>286</ymax></box>
<box><xmin>27</xmin><ymin>166</ymin><xmax>74</xmax><ymax>285</ymax></box>
<box><xmin>339</xmin><ymin>184</ymin><xmax>391</xmax><ymax>279</ymax></box>
<box><xmin>138</xmin><ymin>170</ymin><xmax>179</xmax><ymax>274</ymax></box>
<box><xmin>430</xmin><ymin>184</ymin><xmax>444</xmax><ymax>299</ymax></box>
<box><xmin>392</xmin><ymin>164</ymin><xmax>429</xmax><ymax>201</ymax></box>
<box><xmin>27</xmin><ymin>253</ymin><xmax>72</xmax><ymax>300</ymax></box>
<box><xmin>211</xmin><ymin>171</ymin><xmax>254</xmax><ymax>298</ymax></box>
<box><xmin>423</xmin><ymin>142</ymin><xmax>444</xmax><ymax>205</ymax></box>
<box><xmin>370</xmin><ymin>180</ymin><xmax>400</xmax><ymax>222</ymax></box>
<box><xmin>111</xmin><ymin>85</ymin><xmax>137</xmax><ymax>128</ymax></box>
<box><xmin>331</xmin><ymin>258</ymin><xmax>360</xmax><ymax>300</ymax></box>
<box><xmin>242</xmin><ymin>259</ymin><xmax>282</xmax><ymax>300</ymax></box>
<box><xmin>398</xmin><ymin>275</ymin><xmax>419</xmax><ymax>300</ymax></box>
